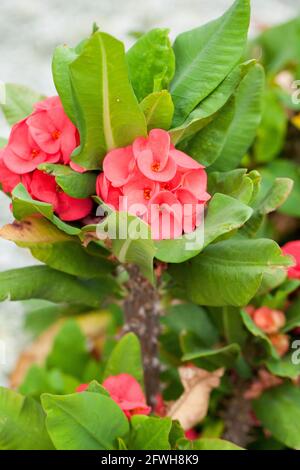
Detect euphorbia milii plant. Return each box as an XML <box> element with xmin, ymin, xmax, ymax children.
<box><xmin>0</xmin><ymin>0</ymin><xmax>298</xmax><ymax>451</ymax></box>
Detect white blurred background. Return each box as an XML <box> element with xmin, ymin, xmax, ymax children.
<box><xmin>0</xmin><ymin>0</ymin><xmax>300</xmax><ymax>384</ymax></box>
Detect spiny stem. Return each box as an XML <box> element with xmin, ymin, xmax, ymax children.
<box><xmin>122</xmin><ymin>264</ymin><xmax>161</xmax><ymax>407</ymax></box>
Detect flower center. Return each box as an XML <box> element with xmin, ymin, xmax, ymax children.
<box><xmin>161</xmin><ymin>182</ymin><xmax>170</xmax><ymax>191</ymax></box>
<box><xmin>151</xmin><ymin>161</ymin><xmax>160</xmax><ymax>172</ymax></box>
<box><xmin>143</xmin><ymin>188</ymin><xmax>152</xmax><ymax>200</ymax></box>
<box><xmin>52</xmin><ymin>130</ymin><xmax>61</xmax><ymax>140</ymax></box>
<box><xmin>31</xmin><ymin>149</ymin><xmax>40</xmax><ymax>158</ymax></box>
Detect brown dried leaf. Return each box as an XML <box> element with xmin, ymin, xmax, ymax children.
<box><xmin>167</xmin><ymin>365</ymin><xmax>224</xmax><ymax>430</ymax></box>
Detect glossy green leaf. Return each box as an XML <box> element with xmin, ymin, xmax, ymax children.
<box><xmin>41</xmin><ymin>392</ymin><xmax>129</xmax><ymax>450</ymax></box>
<box><xmin>170</xmin><ymin>239</ymin><xmax>292</xmax><ymax>307</ymax></box>
<box><xmin>0</xmin><ymin>387</ymin><xmax>54</xmax><ymax>450</ymax></box>
<box><xmin>0</xmin><ymin>83</ymin><xmax>45</xmax><ymax>126</ymax></box>
<box><xmin>171</xmin><ymin>0</ymin><xmax>250</xmax><ymax>125</ymax></box>
<box><xmin>211</xmin><ymin>64</ymin><xmax>265</xmax><ymax>171</ymax></box>
<box><xmin>253</xmin><ymin>384</ymin><xmax>300</xmax><ymax>449</ymax></box>
<box><xmin>140</xmin><ymin>91</ymin><xmax>174</xmax><ymax>131</ymax></box>
<box><xmin>208</xmin><ymin>169</ymin><xmax>261</xmax><ymax>205</ymax></box>
<box><xmin>155</xmin><ymin>193</ymin><xmax>252</xmax><ymax>263</ymax></box>
<box><xmin>0</xmin><ymin>265</ymin><xmax>103</xmax><ymax>307</ymax></box>
<box><xmin>103</xmin><ymin>333</ymin><xmax>144</xmax><ymax>385</ymax></box>
<box><xmin>258</xmin><ymin>160</ymin><xmax>300</xmax><ymax>218</ymax></box>
<box><xmin>127</xmin><ymin>28</ymin><xmax>175</xmax><ymax>102</ymax></box>
<box><xmin>187</xmin><ymin>98</ymin><xmax>235</xmax><ymax>166</ymax></box>
<box><xmin>69</xmin><ymin>31</ymin><xmax>146</xmax><ymax>169</ymax></box>
<box><xmin>52</xmin><ymin>45</ymin><xmax>79</xmax><ymax>123</ymax></box>
<box><xmin>38</xmin><ymin>163</ymin><xmax>97</xmax><ymax>199</ymax></box>
<box><xmin>169</xmin><ymin>60</ymin><xmax>255</xmax><ymax>144</ymax></box>
<box><xmin>129</xmin><ymin>415</ymin><xmax>172</xmax><ymax>450</ymax></box>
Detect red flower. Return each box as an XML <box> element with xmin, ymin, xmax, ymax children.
<box><xmin>269</xmin><ymin>333</ymin><xmax>290</xmax><ymax>357</ymax></box>
<box><xmin>251</xmin><ymin>306</ymin><xmax>286</xmax><ymax>334</ymax></box>
<box><xmin>76</xmin><ymin>383</ymin><xmax>88</xmax><ymax>393</ymax></box>
<box><xmin>97</xmin><ymin>128</ymin><xmax>210</xmax><ymax>239</ymax></box>
<box><xmin>282</xmin><ymin>241</ymin><xmax>300</xmax><ymax>280</ymax></box>
<box><xmin>30</xmin><ymin>170</ymin><xmax>92</xmax><ymax>221</ymax></box>
<box><xmin>103</xmin><ymin>373</ymin><xmax>151</xmax><ymax>419</ymax></box>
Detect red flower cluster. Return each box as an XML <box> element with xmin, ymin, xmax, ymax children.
<box><xmin>76</xmin><ymin>373</ymin><xmax>151</xmax><ymax>419</ymax></box>
<box><xmin>246</xmin><ymin>305</ymin><xmax>289</xmax><ymax>357</ymax></box>
<box><xmin>0</xmin><ymin>96</ymin><xmax>92</xmax><ymax>221</ymax></box>
<box><xmin>97</xmin><ymin>129</ymin><xmax>210</xmax><ymax>239</ymax></box>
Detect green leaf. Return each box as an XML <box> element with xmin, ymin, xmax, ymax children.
<box><xmin>208</xmin><ymin>169</ymin><xmax>261</xmax><ymax>205</ymax></box>
<box><xmin>203</xmin><ymin>193</ymin><xmax>253</xmax><ymax>247</ymax></box>
<box><xmin>140</xmin><ymin>91</ymin><xmax>174</xmax><ymax>131</ymax></box>
<box><xmin>257</xmin><ymin>177</ymin><xmax>293</xmax><ymax>215</ymax></box>
<box><xmin>187</xmin><ymin>97</ymin><xmax>235</xmax><ymax>166</ymax></box>
<box><xmin>46</xmin><ymin>320</ymin><xmax>90</xmax><ymax>379</ymax></box>
<box><xmin>283</xmin><ymin>297</ymin><xmax>300</xmax><ymax>332</ymax></box>
<box><xmin>12</xmin><ymin>183</ymin><xmax>82</xmax><ymax>236</ymax></box>
<box><xmin>169</xmin><ymin>60</ymin><xmax>255</xmax><ymax>145</ymax></box>
<box><xmin>97</xmin><ymin>210</ymin><xmax>156</xmax><ymax>282</ymax></box>
<box><xmin>41</xmin><ymin>392</ymin><xmax>129</xmax><ymax>450</ymax></box>
<box><xmin>181</xmin><ymin>336</ymin><xmax>240</xmax><ymax>371</ymax></box>
<box><xmin>0</xmin><ymin>83</ymin><xmax>45</xmax><ymax>126</ymax></box>
<box><xmin>240</xmin><ymin>310</ymin><xmax>278</xmax><ymax>359</ymax></box>
<box><xmin>254</xmin><ymin>88</ymin><xmax>287</xmax><ymax>163</ymax></box>
<box><xmin>129</xmin><ymin>415</ymin><xmax>172</xmax><ymax>450</ymax></box>
<box><xmin>192</xmin><ymin>438</ymin><xmax>243</xmax><ymax>450</ymax></box>
<box><xmin>266</xmin><ymin>355</ymin><xmax>300</xmax><ymax>380</ymax></box>
<box><xmin>253</xmin><ymin>384</ymin><xmax>300</xmax><ymax>449</ymax></box>
<box><xmin>163</xmin><ymin>303</ymin><xmax>218</xmax><ymax>348</ymax></box>
<box><xmin>0</xmin><ymin>265</ymin><xmax>103</xmax><ymax>307</ymax></box>
<box><xmin>38</xmin><ymin>163</ymin><xmax>97</xmax><ymax>199</ymax></box>
<box><xmin>155</xmin><ymin>193</ymin><xmax>253</xmax><ymax>263</ymax></box>
<box><xmin>86</xmin><ymin>380</ymin><xmax>110</xmax><ymax>396</ymax></box>
<box><xmin>258</xmin><ymin>160</ymin><xmax>300</xmax><ymax>218</ymax></box>
<box><xmin>170</xmin><ymin>239</ymin><xmax>291</xmax><ymax>307</ymax></box>
<box><xmin>103</xmin><ymin>333</ymin><xmax>144</xmax><ymax>385</ymax></box>
<box><xmin>19</xmin><ymin>366</ymin><xmax>80</xmax><ymax>399</ymax></box>
<box><xmin>211</xmin><ymin>64</ymin><xmax>265</xmax><ymax>171</ymax></box>
<box><xmin>0</xmin><ymin>216</ymin><xmax>114</xmax><ymax>280</ymax></box>
<box><xmin>52</xmin><ymin>44</ymin><xmax>80</xmax><ymax>124</ymax></box>
<box><xmin>169</xmin><ymin>420</ymin><xmax>185</xmax><ymax>449</ymax></box>
<box><xmin>0</xmin><ymin>387</ymin><xmax>54</xmax><ymax>450</ymax></box>
<box><xmin>171</xmin><ymin>0</ymin><xmax>250</xmax><ymax>125</ymax></box>
<box><xmin>69</xmin><ymin>31</ymin><xmax>146</xmax><ymax>169</ymax></box>
<box><xmin>127</xmin><ymin>28</ymin><xmax>175</xmax><ymax>102</ymax></box>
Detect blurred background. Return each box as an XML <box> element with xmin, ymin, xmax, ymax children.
<box><xmin>0</xmin><ymin>0</ymin><xmax>300</xmax><ymax>384</ymax></box>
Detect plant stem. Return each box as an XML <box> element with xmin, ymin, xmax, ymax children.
<box><xmin>122</xmin><ymin>264</ymin><xmax>161</xmax><ymax>407</ymax></box>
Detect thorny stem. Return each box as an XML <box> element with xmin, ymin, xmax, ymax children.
<box><xmin>122</xmin><ymin>264</ymin><xmax>162</xmax><ymax>407</ymax></box>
